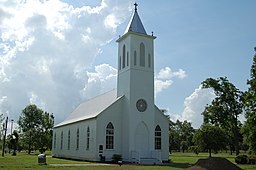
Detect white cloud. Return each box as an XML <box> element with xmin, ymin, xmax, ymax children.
<box><xmin>172</xmin><ymin>85</ymin><xmax>215</xmax><ymax>128</ymax></box>
<box><xmin>0</xmin><ymin>0</ymin><xmax>131</xmax><ymax>124</ymax></box>
<box><xmin>82</xmin><ymin>64</ymin><xmax>117</xmax><ymax>99</ymax></box>
<box><xmin>104</xmin><ymin>14</ymin><xmax>119</xmax><ymax>29</ymax></box>
<box><xmin>157</xmin><ymin>67</ymin><xmax>187</xmax><ymax>79</ymax></box>
<box><xmin>0</xmin><ymin>96</ymin><xmax>11</xmax><ymax>116</ymax></box>
<box><xmin>154</xmin><ymin>79</ymin><xmax>173</xmax><ymax>95</ymax></box>
<box><xmin>28</xmin><ymin>92</ymin><xmax>46</xmax><ymax>110</ymax></box>
<box><xmin>0</xmin><ymin>0</ymin><xmax>186</xmax><ymax>126</ymax></box>
<box><xmin>154</xmin><ymin>66</ymin><xmax>187</xmax><ymax>97</ymax></box>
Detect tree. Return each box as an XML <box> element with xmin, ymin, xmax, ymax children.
<box><xmin>242</xmin><ymin>47</ymin><xmax>256</xmax><ymax>154</ymax></box>
<box><xmin>18</xmin><ymin>104</ymin><xmax>54</xmax><ymax>154</ymax></box>
<box><xmin>201</xmin><ymin>77</ymin><xmax>243</xmax><ymax>155</ymax></box>
<box><xmin>6</xmin><ymin>130</ymin><xmax>19</xmax><ymax>155</ymax></box>
<box><xmin>193</xmin><ymin>124</ymin><xmax>228</xmax><ymax>157</ymax></box>
<box><xmin>169</xmin><ymin>120</ymin><xmax>180</xmax><ymax>152</ymax></box>
<box><xmin>180</xmin><ymin>141</ymin><xmax>188</xmax><ymax>153</ymax></box>
<box><xmin>169</xmin><ymin>120</ymin><xmax>195</xmax><ymax>152</ymax></box>
<box><xmin>0</xmin><ymin>114</ymin><xmax>4</xmax><ymax>140</ymax></box>
<box><xmin>178</xmin><ymin>120</ymin><xmax>195</xmax><ymax>148</ymax></box>
<box><xmin>36</xmin><ymin>111</ymin><xmax>54</xmax><ymax>152</ymax></box>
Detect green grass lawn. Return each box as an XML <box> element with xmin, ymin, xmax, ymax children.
<box><xmin>0</xmin><ymin>151</ymin><xmax>255</xmax><ymax>170</ymax></box>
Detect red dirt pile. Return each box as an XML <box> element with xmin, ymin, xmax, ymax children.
<box><xmin>186</xmin><ymin>157</ymin><xmax>241</xmax><ymax>170</ymax></box>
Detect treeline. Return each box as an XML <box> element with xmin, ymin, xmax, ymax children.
<box><xmin>1</xmin><ymin>104</ymin><xmax>54</xmax><ymax>155</ymax></box>
<box><xmin>169</xmin><ymin>48</ymin><xmax>256</xmax><ymax>157</ymax></box>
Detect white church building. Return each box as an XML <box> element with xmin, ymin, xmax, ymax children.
<box><xmin>52</xmin><ymin>4</ymin><xmax>169</xmax><ymax>164</ymax></box>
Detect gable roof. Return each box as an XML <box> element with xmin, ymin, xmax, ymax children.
<box><xmin>154</xmin><ymin>105</ymin><xmax>170</xmax><ymax>122</ymax></box>
<box><xmin>55</xmin><ymin>89</ymin><xmax>122</xmax><ymax>127</ymax></box>
<box><xmin>124</xmin><ymin>8</ymin><xmax>147</xmax><ymax>35</ymax></box>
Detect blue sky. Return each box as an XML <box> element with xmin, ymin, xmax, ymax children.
<box><xmin>0</xmin><ymin>0</ymin><xmax>255</xmax><ymax>130</ymax></box>
<box><xmin>96</xmin><ymin>0</ymin><xmax>256</xmax><ymax>126</ymax></box>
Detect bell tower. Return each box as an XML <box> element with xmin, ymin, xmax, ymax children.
<box><xmin>116</xmin><ymin>3</ymin><xmax>157</xmax><ymax>160</ymax></box>
<box><xmin>116</xmin><ymin>3</ymin><xmax>156</xmax><ymax>102</ymax></box>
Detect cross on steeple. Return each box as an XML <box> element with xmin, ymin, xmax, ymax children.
<box><xmin>134</xmin><ymin>2</ymin><xmax>138</xmax><ymax>11</ymax></box>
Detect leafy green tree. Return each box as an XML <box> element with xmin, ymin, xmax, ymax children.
<box><xmin>189</xmin><ymin>146</ymin><xmax>199</xmax><ymax>155</ymax></box>
<box><xmin>179</xmin><ymin>120</ymin><xmax>195</xmax><ymax>147</ymax></box>
<box><xmin>36</xmin><ymin>111</ymin><xmax>54</xmax><ymax>152</ymax></box>
<box><xmin>169</xmin><ymin>120</ymin><xmax>181</xmax><ymax>152</ymax></box>
<box><xmin>169</xmin><ymin>120</ymin><xmax>195</xmax><ymax>152</ymax></box>
<box><xmin>180</xmin><ymin>141</ymin><xmax>188</xmax><ymax>153</ymax></box>
<box><xmin>201</xmin><ymin>77</ymin><xmax>243</xmax><ymax>155</ymax></box>
<box><xmin>242</xmin><ymin>47</ymin><xmax>256</xmax><ymax>154</ymax></box>
<box><xmin>0</xmin><ymin>114</ymin><xmax>3</xmax><ymax>123</ymax></box>
<box><xmin>6</xmin><ymin>130</ymin><xmax>19</xmax><ymax>155</ymax></box>
<box><xmin>193</xmin><ymin>124</ymin><xmax>228</xmax><ymax>157</ymax></box>
<box><xmin>18</xmin><ymin>104</ymin><xmax>54</xmax><ymax>154</ymax></box>
<box><xmin>15</xmin><ymin>131</ymin><xmax>27</xmax><ymax>152</ymax></box>
<box><xmin>0</xmin><ymin>114</ymin><xmax>4</xmax><ymax>140</ymax></box>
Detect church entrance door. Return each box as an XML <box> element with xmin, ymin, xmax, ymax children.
<box><xmin>135</xmin><ymin>122</ymin><xmax>149</xmax><ymax>158</ymax></box>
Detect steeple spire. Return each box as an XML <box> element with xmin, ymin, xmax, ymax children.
<box><xmin>124</xmin><ymin>3</ymin><xmax>147</xmax><ymax>35</ymax></box>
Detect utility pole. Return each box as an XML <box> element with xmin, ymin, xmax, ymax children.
<box><xmin>2</xmin><ymin>116</ymin><xmax>8</xmax><ymax>157</ymax></box>
<box><xmin>10</xmin><ymin>119</ymin><xmax>14</xmax><ymax>134</ymax></box>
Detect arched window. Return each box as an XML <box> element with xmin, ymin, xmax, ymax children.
<box><xmin>140</xmin><ymin>43</ymin><xmax>145</xmax><ymax>67</ymax></box>
<box><xmin>60</xmin><ymin>131</ymin><xmax>63</xmax><ymax>150</ymax></box>
<box><xmin>68</xmin><ymin>130</ymin><xmax>70</xmax><ymax>150</ymax></box>
<box><xmin>122</xmin><ymin>45</ymin><xmax>126</xmax><ymax>68</ymax></box>
<box><xmin>134</xmin><ymin>51</ymin><xmax>137</xmax><ymax>66</ymax></box>
<box><xmin>148</xmin><ymin>54</ymin><xmax>151</xmax><ymax>68</ymax></box>
<box><xmin>86</xmin><ymin>126</ymin><xmax>90</xmax><ymax>150</ymax></box>
<box><xmin>76</xmin><ymin>128</ymin><xmax>79</xmax><ymax>150</ymax></box>
<box><xmin>155</xmin><ymin>125</ymin><xmax>161</xmax><ymax>150</ymax></box>
<box><xmin>106</xmin><ymin>122</ymin><xmax>114</xmax><ymax>149</ymax></box>
<box><xmin>54</xmin><ymin>133</ymin><xmax>56</xmax><ymax>149</ymax></box>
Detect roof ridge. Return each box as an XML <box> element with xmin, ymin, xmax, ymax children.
<box><xmin>81</xmin><ymin>88</ymin><xmax>117</xmax><ymax>103</ymax></box>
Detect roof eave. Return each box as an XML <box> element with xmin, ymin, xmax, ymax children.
<box><xmin>116</xmin><ymin>31</ymin><xmax>156</xmax><ymax>42</ymax></box>
<box><xmin>54</xmin><ymin>116</ymin><xmax>97</xmax><ymax>128</ymax></box>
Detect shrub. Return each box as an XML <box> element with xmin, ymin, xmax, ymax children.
<box><xmin>112</xmin><ymin>154</ymin><xmax>122</xmax><ymax>163</ymax></box>
<box><xmin>39</xmin><ymin>147</ymin><xmax>47</xmax><ymax>153</ymax></box>
<box><xmin>248</xmin><ymin>156</ymin><xmax>256</xmax><ymax>164</ymax></box>
<box><xmin>180</xmin><ymin>141</ymin><xmax>188</xmax><ymax>153</ymax></box>
<box><xmin>189</xmin><ymin>146</ymin><xmax>199</xmax><ymax>155</ymax></box>
<box><xmin>235</xmin><ymin>155</ymin><xmax>248</xmax><ymax>164</ymax></box>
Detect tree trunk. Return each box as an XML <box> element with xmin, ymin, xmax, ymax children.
<box><xmin>13</xmin><ymin>143</ymin><xmax>17</xmax><ymax>156</ymax></box>
<box><xmin>28</xmin><ymin>131</ymin><xmax>31</xmax><ymax>154</ymax></box>
<box><xmin>169</xmin><ymin>146</ymin><xmax>172</xmax><ymax>154</ymax></box>
<box><xmin>233</xmin><ymin>115</ymin><xmax>240</xmax><ymax>156</ymax></box>
<box><xmin>235</xmin><ymin>140</ymin><xmax>240</xmax><ymax>156</ymax></box>
<box><xmin>234</xmin><ymin>127</ymin><xmax>240</xmax><ymax>155</ymax></box>
<box><xmin>209</xmin><ymin>149</ymin><xmax>212</xmax><ymax>157</ymax></box>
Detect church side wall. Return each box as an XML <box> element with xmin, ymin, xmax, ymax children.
<box><xmin>52</xmin><ymin>119</ymin><xmax>97</xmax><ymax>161</ymax></box>
<box><xmin>96</xmin><ymin>98</ymin><xmax>123</xmax><ymax>162</ymax></box>
<box><xmin>154</xmin><ymin>107</ymin><xmax>170</xmax><ymax>161</ymax></box>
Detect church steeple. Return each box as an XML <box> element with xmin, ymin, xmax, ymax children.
<box><xmin>117</xmin><ymin>3</ymin><xmax>156</xmax><ymax>100</ymax></box>
<box><xmin>124</xmin><ymin>3</ymin><xmax>147</xmax><ymax>35</ymax></box>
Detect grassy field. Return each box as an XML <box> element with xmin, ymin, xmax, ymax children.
<box><xmin>0</xmin><ymin>151</ymin><xmax>256</xmax><ymax>170</ymax></box>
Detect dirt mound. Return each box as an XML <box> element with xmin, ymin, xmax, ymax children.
<box><xmin>186</xmin><ymin>157</ymin><xmax>241</xmax><ymax>170</ymax></box>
